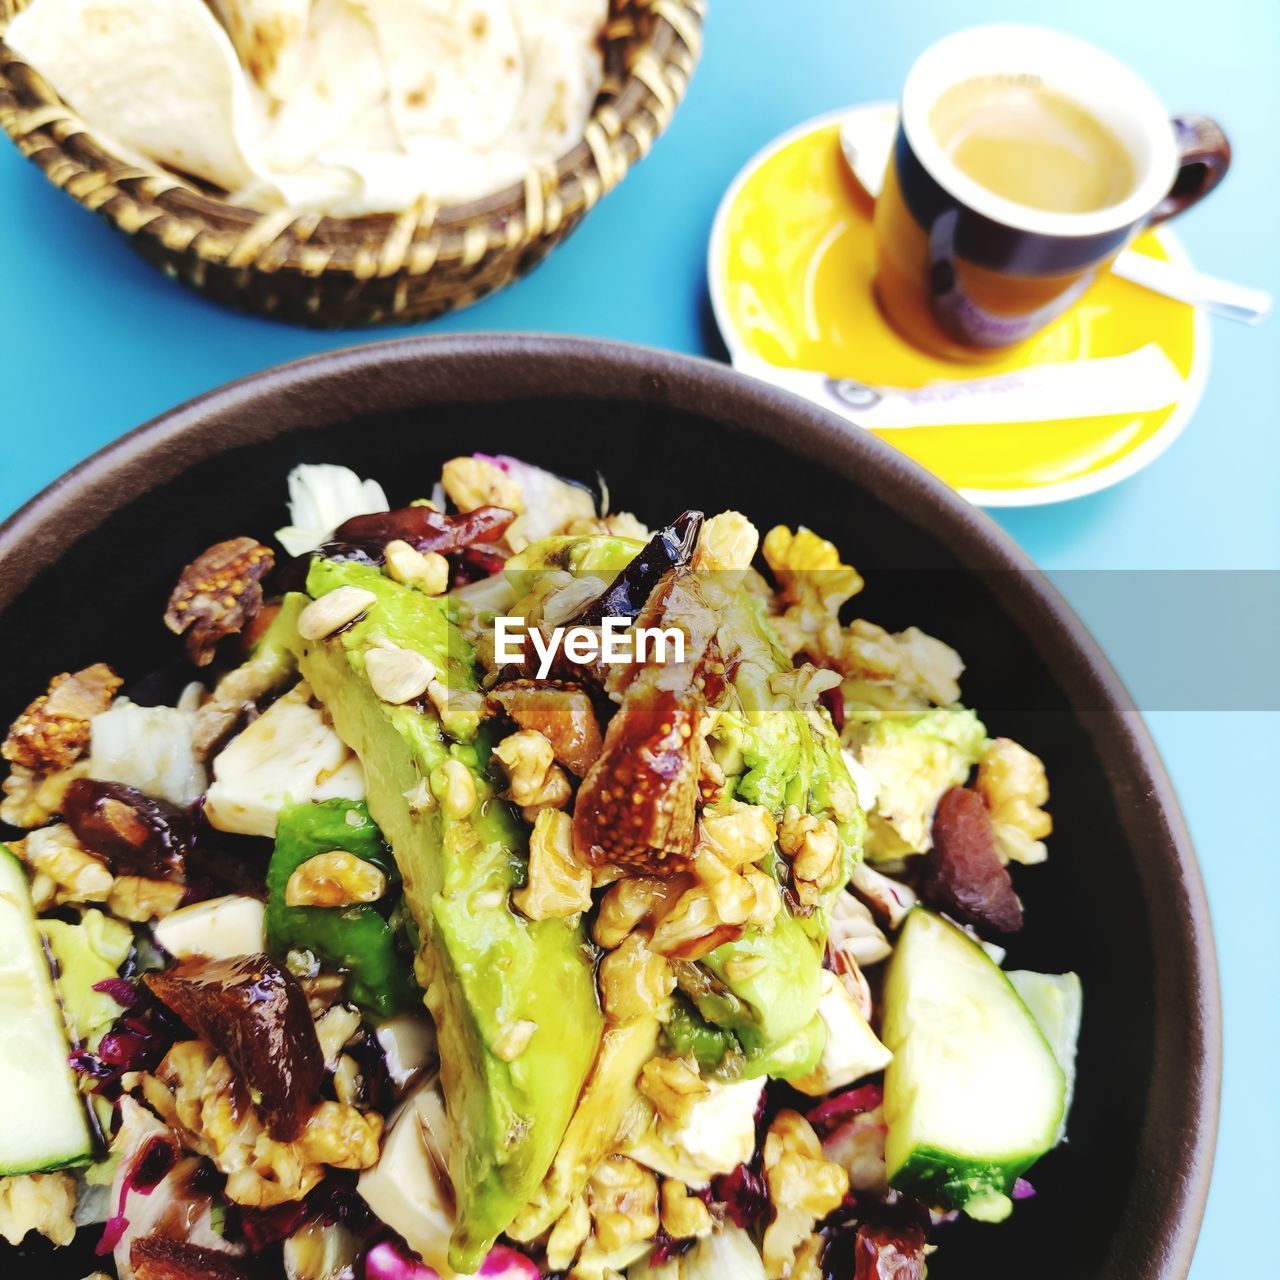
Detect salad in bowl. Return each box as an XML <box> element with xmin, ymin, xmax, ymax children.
<box><xmin>0</xmin><ymin>453</ymin><xmax>1080</xmax><ymax>1280</ymax></box>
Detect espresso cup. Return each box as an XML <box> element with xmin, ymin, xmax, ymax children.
<box><xmin>873</xmin><ymin>25</ymin><xmax>1231</xmax><ymax>357</ymax></box>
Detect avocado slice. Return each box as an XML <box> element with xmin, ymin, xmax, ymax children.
<box><xmin>290</xmin><ymin>560</ymin><xmax>603</xmax><ymax>1271</ymax></box>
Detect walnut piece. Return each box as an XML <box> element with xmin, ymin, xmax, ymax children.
<box><xmin>165</xmin><ymin>539</ymin><xmax>275</xmax><ymax>667</ymax></box>
<box><xmin>285</xmin><ymin>851</ymin><xmax>387</xmax><ymax>908</ymax></box>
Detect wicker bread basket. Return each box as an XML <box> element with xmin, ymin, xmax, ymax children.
<box><xmin>0</xmin><ymin>0</ymin><xmax>703</xmax><ymax>328</ymax></box>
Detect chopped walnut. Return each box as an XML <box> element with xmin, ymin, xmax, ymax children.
<box><xmin>660</xmin><ymin>1179</ymin><xmax>713</xmax><ymax>1241</ymax></box>
<box><xmin>694</xmin><ymin>511</ymin><xmax>760</xmax><ymax>573</ymax></box>
<box><xmin>778</xmin><ymin>807</ymin><xmax>844</xmax><ymax>908</ymax></box>
<box><xmin>494</xmin><ymin>729</ymin><xmax>572</xmax><ymax>814</ymax></box>
<box><xmin>441</xmin><ymin>457</ymin><xmax>525</xmax><ymax>516</ymax></box>
<box><xmin>0</xmin><ymin>761</ymin><xmax>87</xmax><ymax>829</ymax></box>
<box><xmin>593</xmin><ymin>875</ymin><xmax>685</xmax><ymax>950</ymax></box>
<box><xmin>295</xmin><ymin>1101</ymin><xmax>383</xmax><ymax>1169</ymax></box>
<box><xmin>762</xmin><ymin>1112</ymin><xmax>849</xmax><ymax>1280</ymax></box>
<box><xmin>977</xmin><ymin>737</ymin><xmax>1052</xmax><ymax>866</ymax></box>
<box><xmin>14</xmin><ymin>824</ymin><xmax>112</xmax><ymax>904</ymax></box>
<box><xmin>0</xmin><ymin>1172</ymin><xmax>77</xmax><ymax>1247</ymax></box>
<box><xmin>563</xmin><ymin>512</ymin><xmax>650</xmax><ymax>540</ymax></box>
<box><xmin>545</xmin><ymin>1194</ymin><xmax>592</xmax><ymax>1273</ymax></box>
<box><xmin>648</xmin><ymin>879</ymin><xmax>744</xmax><ymax>961</ymax></box>
<box><xmin>107</xmin><ymin>875</ymin><xmax>186</xmax><ymax>922</ymax></box>
<box><xmin>513</xmin><ymin>809</ymin><xmax>591</xmax><ymax>921</ymax></box>
<box><xmin>598</xmin><ymin>934</ymin><xmax>674</xmax><ymax>1022</ymax></box>
<box><xmin>384</xmin><ymin>540</ymin><xmax>450</xmax><ymax>596</ymax></box>
<box><xmin>763</xmin><ymin>526</ymin><xmax>864</xmax><ymax>605</ymax></box>
<box><xmin>638</xmin><ymin>1057</ymin><xmax>708</xmax><ymax>1129</ymax></box>
<box><xmin>165</xmin><ymin>539</ymin><xmax>274</xmax><ymax>667</ymax></box>
<box><xmin>768</xmin><ymin>664</ymin><xmax>843</xmax><ymax>707</ymax></box>
<box><xmin>285</xmin><ymin>851</ymin><xmax>387</xmax><ymax>908</ymax></box>
<box><xmin>314</xmin><ymin>1004</ymin><xmax>362</xmax><ymax>1069</ymax></box>
<box><xmin>146</xmin><ymin>1040</ymin><xmax>380</xmax><ymax>1209</ymax></box>
<box><xmin>837</xmin><ymin>619</ymin><xmax>963</xmax><ymax>713</ymax></box>
<box><xmin>3</xmin><ymin>664</ymin><xmax>121</xmax><ymax>772</ymax></box>
<box><xmin>585</xmin><ymin>1155</ymin><xmax>660</xmax><ymax>1256</ymax></box>
<box><xmin>698</xmin><ymin>800</ymin><xmax>777</xmax><ymax>868</ymax></box>
<box><xmin>425</xmin><ymin>680</ymin><xmax>488</xmax><ymax>743</ymax></box>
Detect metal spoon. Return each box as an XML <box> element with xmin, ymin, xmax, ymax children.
<box><xmin>839</xmin><ymin>109</ymin><xmax>1271</xmax><ymax>325</ymax></box>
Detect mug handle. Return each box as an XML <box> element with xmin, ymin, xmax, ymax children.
<box><xmin>1149</xmin><ymin>114</ymin><xmax>1232</xmax><ymax>224</ymax></box>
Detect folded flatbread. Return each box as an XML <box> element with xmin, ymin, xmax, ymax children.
<box><xmin>5</xmin><ymin>0</ymin><xmax>610</xmax><ymax>216</ymax></box>
<box><xmin>6</xmin><ymin>0</ymin><xmax>267</xmax><ymax>192</ymax></box>
<box><xmin>212</xmin><ymin>0</ymin><xmax>314</xmax><ymax>101</ymax></box>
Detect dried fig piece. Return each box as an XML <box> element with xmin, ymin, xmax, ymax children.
<box><xmin>145</xmin><ymin>955</ymin><xmax>323</xmax><ymax>1141</ymax></box>
<box><xmin>165</xmin><ymin>538</ymin><xmax>275</xmax><ymax>667</ymax></box>
<box><xmin>63</xmin><ymin>778</ymin><xmax>193</xmax><ymax>879</ymax></box>
<box><xmin>573</xmin><ymin>685</ymin><xmax>701</xmax><ymax>873</ymax></box>
<box><xmin>489</xmin><ymin>681</ymin><xmax>603</xmax><ymax>777</ymax></box>
<box><xmin>921</xmin><ymin>787</ymin><xmax>1023</xmax><ymax>935</ymax></box>
<box><xmin>851</xmin><ymin>1222</ymin><xmax>927</xmax><ymax>1280</ymax></box>
<box><xmin>2</xmin><ymin>663</ymin><xmax>121</xmax><ymax>771</ymax></box>
<box><xmin>570</xmin><ymin>510</ymin><xmax>703</xmax><ymax>628</ymax></box>
<box><xmin>330</xmin><ymin>504</ymin><xmax>514</xmax><ymax>557</ymax></box>
<box><xmin>131</xmin><ymin>1237</ymin><xmax>256</xmax><ymax>1280</ymax></box>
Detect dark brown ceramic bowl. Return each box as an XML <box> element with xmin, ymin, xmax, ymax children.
<box><xmin>0</xmin><ymin>336</ymin><xmax>1218</xmax><ymax>1280</ymax></box>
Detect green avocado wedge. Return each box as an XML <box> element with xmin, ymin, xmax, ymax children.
<box><xmin>881</xmin><ymin>910</ymin><xmax>1066</xmax><ymax>1221</ymax></box>
<box><xmin>266</xmin><ymin>800</ymin><xmax>419</xmax><ymax>1019</ymax></box>
<box><xmin>290</xmin><ymin>560</ymin><xmax>603</xmax><ymax>1271</ymax></box>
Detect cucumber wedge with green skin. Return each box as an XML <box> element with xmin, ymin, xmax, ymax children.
<box><xmin>1008</xmin><ymin>969</ymin><xmax>1082</xmax><ymax>1145</ymax></box>
<box><xmin>0</xmin><ymin>846</ymin><xmax>93</xmax><ymax>1175</ymax></box>
<box><xmin>881</xmin><ymin>909</ymin><xmax>1065</xmax><ymax>1221</ymax></box>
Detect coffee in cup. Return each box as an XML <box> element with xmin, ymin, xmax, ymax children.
<box><xmin>874</xmin><ymin>26</ymin><xmax>1231</xmax><ymax>357</ymax></box>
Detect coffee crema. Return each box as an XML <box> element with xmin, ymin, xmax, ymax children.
<box><xmin>930</xmin><ymin>75</ymin><xmax>1135</xmax><ymax>214</ymax></box>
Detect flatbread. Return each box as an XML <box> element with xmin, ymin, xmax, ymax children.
<box><xmin>357</xmin><ymin>0</ymin><xmax>524</xmax><ymax>151</ymax></box>
<box><xmin>211</xmin><ymin>0</ymin><xmax>314</xmax><ymax>101</ymax></box>
<box><xmin>7</xmin><ymin>0</ymin><xmax>610</xmax><ymax>216</ymax></box>
<box><xmin>6</xmin><ymin>0</ymin><xmax>267</xmax><ymax>192</ymax></box>
<box><xmin>261</xmin><ymin>0</ymin><xmax>392</xmax><ymax>171</ymax></box>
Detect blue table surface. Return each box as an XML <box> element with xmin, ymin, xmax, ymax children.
<box><xmin>1</xmin><ymin>0</ymin><xmax>1276</xmax><ymax>1273</ymax></box>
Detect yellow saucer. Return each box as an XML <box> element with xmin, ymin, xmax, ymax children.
<box><xmin>708</xmin><ymin>109</ymin><xmax>1209</xmax><ymax>506</ymax></box>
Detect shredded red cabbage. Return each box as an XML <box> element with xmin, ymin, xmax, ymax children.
<box><xmin>806</xmin><ymin>1084</ymin><xmax>884</xmax><ymax>1139</ymax></box>
<box><xmin>475</xmin><ymin>1245</ymin><xmax>540</xmax><ymax>1278</ymax></box>
<box><xmin>93</xmin><ymin>977</ymin><xmax>140</xmax><ymax>1009</ymax></box>
<box><xmin>363</xmin><ymin>1239</ymin><xmax>440</xmax><ymax>1280</ymax></box>
<box><xmin>713</xmin><ymin>1160</ymin><xmax>770</xmax><ymax>1230</ymax></box>
<box><xmin>1012</xmin><ymin>1178</ymin><xmax>1036</xmax><ymax>1200</ymax></box>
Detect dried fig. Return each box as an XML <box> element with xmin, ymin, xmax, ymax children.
<box><xmin>851</xmin><ymin>1222</ymin><xmax>927</xmax><ymax>1280</ymax></box>
<box><xmin>131</xmin><ymin>1237</ymin><xmax>256</xmax><ymax>1280</ymax></box>
<box><xmin>573</xmin><ymin>685</ymin><xmax>701</xmax><ymax>872</ymax></box>
<box><xmin>331</xmin><ymin>504</ymin><xmax>514</xmax><ymax>556</ymax></box>
<box><xmin>921</xmin><ymin>787</ymin><xmax>1023</xmax><ymax>935</ymax></box>
<box><xmin>145</xmin><ymin>955</ymin><xmax>323</xmax><ymax>1141</ymax></box>
<box><xmin>63</xmin><ymin>778</ymin><xmax>193</xmax><ymax>879</ymax></box>
<box><xmin>2</xmin><ymin>663</ymin><xmax>121</xmax><ymax>771</ymax></box>
<box><xmin>489</xmin><ymin>681</ymin><xmax>603</xmax><ymax>777</ymax></box>
<box><xmin>165</xmin><ymin>539</ymin><xmax>275</xmax><ymax>667</ymax></box>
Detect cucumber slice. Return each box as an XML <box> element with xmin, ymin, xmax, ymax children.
<box><xmin>1008</xmin><ymin>970</ymin><xmax>1082</xmax><ymax>1144</ymax></box>
<box><xmin>0</xmin><ymin>846</ymin><xmax>94</xmax><ymax>1174</ymax></box>
<box><xmin>881</xmin><ymin>909</ymin><xmax>1065</xmax><ymax>1220</ymax></box>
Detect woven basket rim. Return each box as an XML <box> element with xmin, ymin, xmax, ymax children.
<box><xmin>0</xmin><ymin>0</ymin><xmax>704</xmax><ymax>272</ymax></box>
